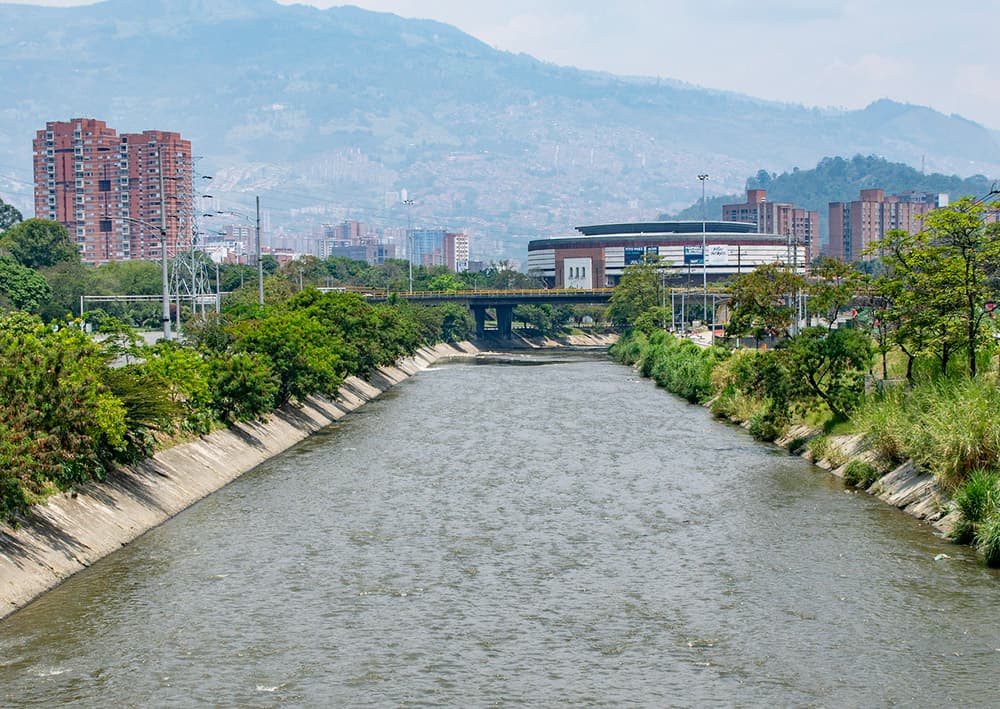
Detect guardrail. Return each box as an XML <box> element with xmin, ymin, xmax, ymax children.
<box><xmin>389</xmin><ymin>288</ymin><xmax>617</xmax><ymax>299</ymax></box>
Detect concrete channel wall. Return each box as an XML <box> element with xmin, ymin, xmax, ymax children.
<box><xmin>0</xmin><ymin>342</ymin><xmax>480</xmax><ymax>620</ymax></box>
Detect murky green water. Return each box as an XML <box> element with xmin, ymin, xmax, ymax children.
<box><xmin>2</xmin><ymin>352</ymin><xmax>999</xmax><ymax>707</ymax></box>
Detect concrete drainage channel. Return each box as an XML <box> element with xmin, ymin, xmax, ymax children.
<box><xmin>0</xmin><ymin>341</ymin><xmax>481</xmax><ymax>620</ymax></box>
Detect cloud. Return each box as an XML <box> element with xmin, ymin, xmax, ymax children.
<box><xmin>694</xmin><ymin>0</ymin><xmax>844</xmax><ymax>23</ymax></box>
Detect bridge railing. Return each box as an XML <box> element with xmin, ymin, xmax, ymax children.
<box><xmin>391</xmin><ymin>288</ymin><xmax>616</xmax><ymax>299</ymax></box>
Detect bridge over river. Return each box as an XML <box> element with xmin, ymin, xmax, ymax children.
<box><xmin>366</xmin><ymin>288</ymin><xmax>615</xmax><ymax>337</ymax></box>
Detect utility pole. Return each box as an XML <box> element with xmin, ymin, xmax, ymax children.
<box><xmin>403</xmin><ymin>198</ymin><xmax>414</xmax><ymax>294</ymax></box>
<box><xmin>698</xmin><ymin>173</ymin><xmax>709</xmax><ymax>331</ymax></box>
<box><xmin>158</xmin><ymin>153</ymin><xmax>171</xmax><ymax>341</ymax></box>
<box><xmin>256</xmin><ymin>195</ymin><xmax>263</xmax><ymax>306</ymax></box>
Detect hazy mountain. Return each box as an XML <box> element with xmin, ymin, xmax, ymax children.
<box><xmin>1</xmin><ymin>0</ymin><xmax>998</xmax><ymax>259</ymax></box>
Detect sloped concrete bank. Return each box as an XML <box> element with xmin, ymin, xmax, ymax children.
<box><xmin>775</xmin><ymin>427</ymin><xmax>959</xmax><ymax>538</ymax></box>
<box><xmin>0</xmin><ymin>341</ymin><xmax>480</xmax><ymax>620</ymax></box>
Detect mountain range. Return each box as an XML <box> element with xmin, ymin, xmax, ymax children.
<box><xmin>1</xmin><ymin>0</ymin><xmax>999</xmax><ymax>260</ymax></box>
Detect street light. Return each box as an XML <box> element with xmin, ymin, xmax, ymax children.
<box><xmin>698</xmin><ymin>173</ymin><xmax>709</xmax><ymax>336</ymax></box>
<box><xmin>402</xmin><ymin>198</ymin><xmax>414</xmax><ymax>294</ymax></box>
<box><xmin>122</xmin><ymin>215</ymin><xmax>171</xmax><ymax>341</ymax></box>
<box><xmin>208</xmin><ymin>200</ymin><xmax>263</xmax><ymax>306</ymax></box>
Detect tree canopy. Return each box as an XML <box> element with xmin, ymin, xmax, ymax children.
<box><xmin>868</xmin><ymin>197</ymin><xmax>1000</xmax><ymax>378</ymax></box>
<box><xmin>1</xmin><ymin>218</ymin><xmax>80</xmax><ymax>270</ymax></box>
<box><xmin>0</xmin><ymin>197</ymin><xmax>22</xmax><ymax>232</ymax></box>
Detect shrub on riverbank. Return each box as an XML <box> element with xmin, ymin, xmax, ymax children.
<box><xmin>950</xmin><ymin>468</ymin><xmax>999</xmax><ymax>544</ymax></box>
<box><xmin>850</xmin><ymin>377</ymin><xmax>1000</xmax><ymax>490</ymax></box>
<box><xmin>611</xmin><ymin>330</ymin><xmax>726</xmax><ymax>404</ymax></box>
<box><xmin>0</xmin><ymin>294</ymin><xmax>468</xmax><ymax>521</ymax></box>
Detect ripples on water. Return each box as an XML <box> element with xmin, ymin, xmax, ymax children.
<box><xmin>2</xmin><ymin>352</ymin><xmax>1000</xmax><ymax>707</ymax></box>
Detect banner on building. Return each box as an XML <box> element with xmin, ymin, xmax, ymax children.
<box><xmin>706</xmin><ymin>245</ymin><xmax>729</xmax><ymax>265</ymax></box>
<box><xmin>624</xmin><ymin>245</ymin><xmax>659</xmax><ymax>266</ymax></box>
<box><xmin>683</xmin><ymin>245</ymin><xmax>704</xmax><ymax>265</ymax></box>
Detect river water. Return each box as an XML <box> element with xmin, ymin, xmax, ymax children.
<box><xmin>2</xmin><ymin>351</ymin><xmax>999</xmax><ymax>707</ymax></box>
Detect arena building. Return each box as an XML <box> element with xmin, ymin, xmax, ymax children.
<box><xmin>527</xmin><ymin>221</ymin><xmax>808</xmax><ymax>289</ymax></box>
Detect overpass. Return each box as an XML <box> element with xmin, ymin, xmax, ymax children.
<box><xmin>366</xmin><ymin>288</ymin><xmax>615</xmax><ymax>338</ymax></box>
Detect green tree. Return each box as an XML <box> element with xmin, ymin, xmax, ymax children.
<box><xmin>426</xmin><ymin>272</ymin><xmax>465</xmax><ymax>292</ymax></box>
<box><xmin>39</xmin><ymin>260</ymin><xmax>92</xmax><ymax>323</ymax></box>
<box><xmin>231</xmin><ymin>310</ymin><xmax>345</xmax><ymax>404</ymax></box>
<box><xmin>208</xmin><ymin>352</ymin><xmax>278</xmax><ymax>422</ymax></box>
<box><xmin>437</xmin><ymin>303</ymin><xmax>474</xmax><ymax>341</ymax></box>
<box><xmin>0</xmin><ymin>256</ymin><xmax>52</xmax><ymax>312</ymax></box>
<box><xmin>869</xmin><ymin>198</ymin><xmax>1000</xmax><ymax>377</ymax></box>
<box><xmin>139</xmin><ymin>341</ymin><xmax>214</xmax><ymax>433</ymax></box>
<box><xmin>726</xmin><ymin>263</ymin><xmax>804</xmax><ymax>343</ymax></box>
<box><xmin>0</xmin><ymin>197</ymin><xmax>23</xmax><ymax>232</ymax></box>
<box><xmin>807</xmin><ymin>257</ymin><xmax>865</xmax><ymax>329</ymax></box>
<box><xmin>1</xmin><ymin>219</ymin><xmax>80</xmax><ymax>270</ymax></box>
<box><xmin>779</xmin><ymin>327</ymin><xmax>872</xmax><ymax>421</ymax></box>
<box><xmin>608</xmin><ymin>257</ymin><xmax>668</xmax><ymax>328</ymax></box>
<box><xmin>0</xmin><ymin>314</ymin><xmax>129</xmax><ymax>516</ymax></box>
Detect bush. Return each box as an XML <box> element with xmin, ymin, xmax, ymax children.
<box><xmin>208</xmin><ymin>352</ymin><xmax>279</xmax><ymax>422</ymax></box>
<box><xmin>748</xmin><ymin>406</ymin><xmax>785</xmax><ymax>442</ymax></box>
<box><xmin>951</xmin><ymin>468</ymin><xmax>1000</xmax><ymax>544</ymax></box>
<box><xmin>976</xmin><ymin>510</ymin><xmax>1000</xmax><ymax>567</ymax></box>
<box><xmin>231</xmin><ymin>311</ymin><xmax>345</xmax><ymax>405</ymax></box>
<box><xmin>843</xmin><ymin>460</ymin><xmax>880</xmax><ymax>488</ymax></box>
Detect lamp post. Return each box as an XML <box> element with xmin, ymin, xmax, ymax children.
<box><xmin>121</xmin><ymin>215</ymin><xmax>171</xmax><ymax>341</ymax></box>
<box><xmin>255</xmin><ymin>196</ymin><xmax>263</xmax><ymax>307</ymax></box>
<box><xmin>698</xmin><ymin>173</ymin><xmax>709</xmax><ymax>334</ymax></box>
<box><xmin>402</xmin><ymin>198</ymin><xmax>414</xmax><ymax>294</ymax></box>
<box><xmin>208</xmin><ymin>203</ymin><xmax>263</xmax><ymax>306</ymax></box>
<box><xmin>156</xmin><ymin>154</ymin><xmax>171</xmax><ymax>340</ymax></box>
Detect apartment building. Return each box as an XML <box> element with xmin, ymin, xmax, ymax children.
<box><xmin>32</xmin><ymin>118</ymin><xmax>193</xmax><ymax>264</ymax></box>
<box><xmin>828</xmin><ymin>189</ymin><xmax>947</xmax><ymax>262</ymax></box>
<box><xmin>443</xmin><ymin>232</ymin><xmax>469</xmax><ymax>272</ymax></box>
<box><xmin>722</xmin><ymin>189</ymin><xmax>819</xmax><ymax>264</ymax></box>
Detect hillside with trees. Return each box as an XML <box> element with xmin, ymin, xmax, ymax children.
<box><xmin>668</xmin><ymin>155</ymin><xmax>996</xmax><ymax>243</ymax></box>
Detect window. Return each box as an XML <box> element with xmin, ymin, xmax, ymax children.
<box><xmin>100</xmin><ymin>220</ymin><xmax>112</xmax><ymax>233</ymax></box>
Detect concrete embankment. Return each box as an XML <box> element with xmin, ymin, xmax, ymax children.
<box><xmin>0</xmin><ymin>341</ymin><xmax>480</xmax><ymax>620</ymax></box>
<box><xmin>776</xmin><ymin>427</ymin><xmax>959</xmax><ymax>538</ymax></box>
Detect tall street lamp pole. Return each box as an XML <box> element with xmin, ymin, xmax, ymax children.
<box><xmin>158</xmin><ymin>154</ymin><xmax>171</xmax><ymax>341</ymax></box>
<box><xmin>256</xmin><ymin>195</ymin><xmax>263</xmax><ymax>307</ymax></box>
<box><xmin>698</xmin><ymin>173</ymin><xmax>709</xmax><ymax>333</ymax></box>
<box><xmin>402</xmin><ymin>198</ymin><xmax>414</xmax><ymax>294</ymax></box>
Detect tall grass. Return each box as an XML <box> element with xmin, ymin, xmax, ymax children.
<box><xmin>950</xmin><ymin>468</ymin><xmax>999</xmax><ymax>544</ymax></box>
<box><xmin>612</xmin><ymin>330</ymin><xmax>727</xmax><ymax>405</ymax></box>
<box><xmin>851</xmin><ymin>377</ymin><xmax>1000</xmax><ymax>489</ymax></box>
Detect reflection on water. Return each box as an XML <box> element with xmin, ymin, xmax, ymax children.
<box><xmin>2</xmin><ymin>353</ymin><xmax>999</xmax><ymax>707</ymax></box>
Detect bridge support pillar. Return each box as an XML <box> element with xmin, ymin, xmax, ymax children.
<box><xmin>471</xmin><ymin>306</ymin><xmax>487</xmax><ymax>337</ymax></box>
<box><xmin>496</xmin><ymin>304</ymin><xmax>514</xmax><ymax>339</ymax></box>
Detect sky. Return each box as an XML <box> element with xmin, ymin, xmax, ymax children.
<box><xmin>6</xmin><ymin>0</ymin><xmax>1000</xmax><ymax>130</ymax></box>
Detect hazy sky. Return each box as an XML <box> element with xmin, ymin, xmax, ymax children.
<box><xmin>8</xmin><ymin>0</ymin><xmax>1000</xmax><ymax>129</ymax></box>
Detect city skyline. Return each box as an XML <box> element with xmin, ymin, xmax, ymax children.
<box><xmin>6</xmin><ymin>0</ymin><xmax>999</xmax><ymax>130</ymax></box>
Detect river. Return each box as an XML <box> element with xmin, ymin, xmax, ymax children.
<box><xmin>1</xmin><ymin>351</ymin><xmax>999</xmax><ymax>707</ymax></box>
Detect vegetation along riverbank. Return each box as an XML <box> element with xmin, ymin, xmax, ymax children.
<box><xmin>609</xmin><ymin>196</ymin><xmax>1000</xmax><ymax>567</ymax></box>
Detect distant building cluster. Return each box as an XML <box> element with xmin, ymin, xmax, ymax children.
<box><xmin>828</xmin><ymin>189</ymin><xmax>948</xmax><ymax>262</ymax></box>
<box><xmin>722</xmin><ymin>189</ymin><xmax>819</xmax><ymax>263</ymax></box>
<box><xmin>30</xmin><ymin>119</ymin><xmax>475</xmax><ymax>273</ymax></box>
<box><xmin>32</xmin><ymin>118</ymin><xmax>192</xmax><ymax>265</ymax></box>
<box><xmin>409</xmin><ymin>228</ymin><xmax>470</xmax><ymax>272</ymax></box>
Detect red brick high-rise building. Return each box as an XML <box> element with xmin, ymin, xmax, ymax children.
<box><xmin>722</xmin><ymin>189</ymin><xmax>819</xmax><ymax>265</ymax></box>
<box><xmin>32</xmin><ymin>118</ymin><xmax>192</xmax><ymax>264</ymax></box>
<box><xmin>828</xmin><ymin>189</ymin><xmax>946</xmax><ymax>262</ymax></box>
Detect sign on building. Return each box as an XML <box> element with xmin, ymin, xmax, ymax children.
<box><xmin>683</xmin><ymin>245</ymin><xmax>704</xmax><ymax>265</ymax></box>
<box><xmin>706</xmin><ymin>245</ymin><xmax>729</xmax><ymax>265</ymax></box>
<box><xmin>624</xmin><ymin>245</ymin><xmax>659</xmax><ymax>266</ymax></box>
